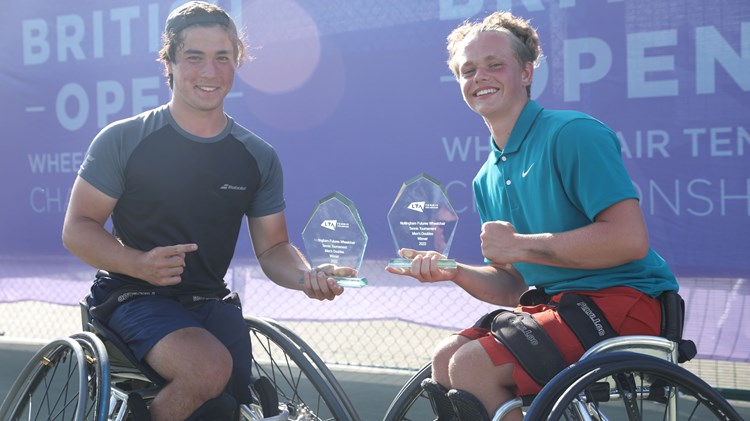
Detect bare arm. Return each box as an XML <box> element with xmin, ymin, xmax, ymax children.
<box><xmin>248</xmin><ymin>212</ymin><xmax>352</xmax><ymax>300</ymax></box>
<box><xmin>61</xmin><ymin>176</ymin><xmax>196</xmax><ymax>286</ymax></box>
<box><xmin>386</xmin><ymin>199</ymin><xmax>647</xmax><ymax>306</ymax></box>
<box><xmin>481</xmin><ymin>198</ymin><xmax>649</xmax><ymax>269</ymax></box>
<box><xmin>386</xmin><ymin>250</ymin><xmax>528</xmax><ymax>307</ymax></box>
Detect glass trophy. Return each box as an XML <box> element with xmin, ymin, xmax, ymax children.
<box><xmin>387</xmin><ymin>173</ymin><xmax>458</xmax><ymax>269</ymax></box>
<box><xmin>302</xmin><ymin>192</ymin><xmax>368</xmax><ymax>288</ymax></box>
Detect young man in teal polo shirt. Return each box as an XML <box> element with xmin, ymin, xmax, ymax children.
<box><xmin>387</xmin><ymin>11</ymin><xmax>678</xmax><ymax>421</ymax></box>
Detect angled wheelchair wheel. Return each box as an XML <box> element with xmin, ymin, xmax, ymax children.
<box><xmin>245</xmin><ymin>316</ymin><xmax>359</xmax><ymax>421</ymax></box>
<box><xmin>526</xmin><ymin>351</ymin><xmax>743</xmax><ymax>421</ymax></box>
<box><xmin>381</xmin><ymin>362</ymin><xmax>433</xmax><ymax>421</ymax></box>
<box><xmin>70</xmin><ymin>332</ymin><xmax>110</xmax><ymax>420</ymax></box>
<box><xmin>0</xmin><ymin>336</ymin><xmax>106</xmax><ymax>421</ymax></box>
<box><xmin>259</xmin><ymin>318</ymin><xmax>360</xmax><ymax>421</ymax></box>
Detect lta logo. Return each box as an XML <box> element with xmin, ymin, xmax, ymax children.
<box><xmin>407</xmin><ymin>201</ymin><xmax>425</xmax><ymax>212</ymax></box>
<box><xmin>321</xmin><ymin>220</ymin><xmax>337</xmax><ymax>231</ymax></box>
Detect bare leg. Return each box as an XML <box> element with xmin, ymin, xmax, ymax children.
<box><xmin>448</xmin><ymin>340</ymin><xmax>523</xmax><ymax>421</ymax></box>
<box><xmin>431</xmin><ymin>334</ymin><xmax>471</xmax><ymax>387</ymax></box>
<box><xmin>145</xmin><ymin>327</ymin><xmax>233</xmax><ymax>421</ymax></box>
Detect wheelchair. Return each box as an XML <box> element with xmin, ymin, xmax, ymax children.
<box><xmin>0</xmin><ymin>296</ymin><xmax>361</xmax><ymax>421</ymax></box>
<box><xmin>382</xmin><ymin>292</ymin><xmax>744</xmax><ymax>421</ymax></box>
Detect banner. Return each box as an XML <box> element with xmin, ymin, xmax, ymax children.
<box><xmin>1</xmin><ymin>0</ymin><xmax>748</xmax><ymax>276</ymax></box>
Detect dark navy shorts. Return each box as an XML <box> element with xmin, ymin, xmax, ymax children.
<box><xmin>107</xmin><ymin>295</ymin><xmax>253</xmax><ymax>390</ymax></box>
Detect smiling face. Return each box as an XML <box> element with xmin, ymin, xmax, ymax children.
<box><xmin>167</xmin><ymin>25</ymin><xmax>236</xmax><ymax>117</ymax></box>
<box><xmin>454</xmin><ymin>30</ymin><xmax>533</xmax><ymax>122</ymax></box>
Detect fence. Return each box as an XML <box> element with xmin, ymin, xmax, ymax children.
<box><xmin>0</xmin><ymin>257</ymin><xmax>748</xmax><ymax>395</ymax></box>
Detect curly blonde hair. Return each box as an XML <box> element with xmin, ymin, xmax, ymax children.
<box><xmin>446</xmin><ymin>12</ymin><xmax>542</xmax><ymax>95</ymax></box>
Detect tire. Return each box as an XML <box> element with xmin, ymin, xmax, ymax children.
<box><xmin>259</xmin><ymin>317</ymin><xmax>361</xmax><ymax>421</ymax></box>
<box><xmin>245</xmin><ymin>316</ymin><xmax>356</xmax><ymax>421</ymax></box>
<box><xmin>71</xmin><ymin>332</ymin><xmax>110</xmax><ymax>421</ymax></box>
<box><xmin>0</xmin><ymin>337</ymin><xmax>101</xmax><ymax>421</ymax></box>
<box><xmin>382</xmin><ymin>362</ymin><xmax>433</xmax><ymax>421</ymax></box>
<box><xmin>526</xmin><ymin>351</ymin><xmax>744</xmax><ymax>421</ymax></box>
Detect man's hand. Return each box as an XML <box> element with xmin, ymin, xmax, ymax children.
<box><xmin>385</xmin><ymin>248</ymin><xmax>457</xmax><ymax>283</ymax></box>
<box><xmin>480</xmin><ymin>221</ymin><xmax>519</xmax><ymax>265</ymax></box>
<box><xmin>300</xmin><ymin>264</ymin><xmax>352</xmax><ymax>300</ymax></box>
<box><xmin>136</xmin><ymin>243</ymin><xmax>198</xmax><ymax>286</ymax></box>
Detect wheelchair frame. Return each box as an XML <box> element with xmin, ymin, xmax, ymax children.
<box><xmin>0</xmin><ymin>301</ymin><xmax>361</xmax><ymax>421</ymax></box>
<box><xmin>382</xmin><ymin>334</ymin><xmax>743</xmax><ymax>421</ymax></box>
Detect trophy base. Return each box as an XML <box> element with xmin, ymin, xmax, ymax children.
<box><xmin>387</xmin><ymin>259</ymin><xmax>457</xmax><ymax>269</ymax></box>
<box><xmin>334</xmin><ymin>276</ymin><xmax>368</xmax><ymax>288</ymax></box>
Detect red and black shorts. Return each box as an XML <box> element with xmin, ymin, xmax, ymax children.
<box><xmin>458</xmin><ymin>286</ymin><xmax>661</xmax><ymax>396</ymax></box>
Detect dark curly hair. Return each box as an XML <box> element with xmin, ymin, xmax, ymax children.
<box><xmin>157</xmin><ymin>1</ymin><xmax>248</xmax><ymax>89</ymax></box>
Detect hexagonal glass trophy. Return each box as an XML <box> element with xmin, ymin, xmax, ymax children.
<box><xmin>302</xmin><ymin>192</ymin><xmax>368</xmax><ymax>287</ymax></box>
<box><xmin>387</xmin><ymin>173</ymin><xmax>458</xmax><ymax>269</ymax></box>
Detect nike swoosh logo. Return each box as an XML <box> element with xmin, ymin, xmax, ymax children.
<box><xmin>522</xmin><ymin>163</ymin><xmax>535</xmax><ymax>178</ymax></box>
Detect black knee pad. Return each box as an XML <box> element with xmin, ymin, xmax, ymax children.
<box><xmin>421</xmin><ymin>378</ymin><xmax>457</xmax><ymax>421</ymax></box>
<box><xmin>251</xmin><ymin>376</ymin><xmax>280</xmax><ymax>417</ymax></box>
<box><xmin>447</xmin><ymin>389</ymin><xmax>490</xmax><ymax>421</ymax></box>
<box><xmin>127</xmin><ymin>392</ymin><xmax>152</xmax><ymax>421</ymax></box>
<box><xmin>185</xmin><ymin>392</ymin><xmax>236</xmax><ymax>421</ymax></box>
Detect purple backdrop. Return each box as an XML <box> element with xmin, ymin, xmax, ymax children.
<box><xmin>1</xmin><ymin>0</ymin><xmax>748</xmax><ymax>361</ymax></box>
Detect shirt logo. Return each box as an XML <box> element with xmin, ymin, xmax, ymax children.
<box><xmin>522</xmin><ymin>163</ymin><xmax>535</xmax><ymax>178</ymax></box>
<box><xmin>220</xmin><ymin>184</ymin><xmax>247</xmax><ymax>191</ymax></box>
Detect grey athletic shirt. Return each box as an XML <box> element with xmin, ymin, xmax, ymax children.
<box><xmin>79</xmin><ymin>105</ymin><xmax>285</xmax><ymax>294</ymax></box>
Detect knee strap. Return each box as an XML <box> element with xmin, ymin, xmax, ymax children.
<box><xmin>185</xmin><ymin>393</ymin><xmax>236</xmax><ymax>421</ymax></box>
<box><xmin>447</xmin><ymin>389</ymin><xmax>489</xmax><ymax>421</ymax></box>
<box><xmin>251</xmin><ymin>376</ymin><xmax>280</xmax><ymax>418</ymax></box>
<box><xmin>421</xmin><ymin>378</ymin><xmax>456</xmax><ymax>421</ymax></box>
<box><xmin>659</xmin><ymin>290</ymin><xmax>696</xmax><ymax>363</ymax></box>
<box><xmin>127</xmin><ymin>393</ymin><xmax>152</xmax><ymax>421</ymax></box>
<box><xmin>490</xmin><ymin>311</ymin><xmax>567</xmax><ymax>386</ymax></box>
<box><xmin>557</xmin><ymin>293</ymin><xmax>617</xmax><ymax>350</ymax></box>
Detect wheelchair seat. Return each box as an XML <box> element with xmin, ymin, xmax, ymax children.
<box><xmin>79</xmin><ymin>295</ymin><xmax>166</xmax><ymax>386</ymax></box>
<box><xmin>79</xmin><ymin>295</ymin><xmax>289</xmax><ymax>420</ymax></box>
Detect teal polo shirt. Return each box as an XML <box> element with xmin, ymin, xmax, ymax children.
<box><xmin>473</xmin><ymin>100</ymin><xmax>677</xmax><ymax>297</ymax></box>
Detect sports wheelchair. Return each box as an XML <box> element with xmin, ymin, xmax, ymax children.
<box><xmin>382</xmin><ymin>292</ymin><xmax>743</xmax><ymax>421</ymax></box>
<box><xmin>0</xmin><ymin>296</ymin><xmax>361</xmax><ymax>421</ymax></box>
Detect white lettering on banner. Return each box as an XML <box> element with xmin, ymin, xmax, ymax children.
<box><xmin>411</xmin><ymin>173</ymin><xmax>750</xmax><ymax>218</ymax></box>
<box><xmin>617</xmin><ymin>130</ymin><xmax>671</xmax><ymax>159</ymax></box>
<box><xmin>564</xmin><ymin>37</ymin><xmax>612</xmax><ymax>102</ymax></box>
<box><xmin>684</xmin><ymin>126</ymin><xmax>750</xmax><ymax>157</ymax></box>
<box><xmin>438</xmin><ymin>3</ymin><xmax>748</xmax><ymax>102</ymax></box>
<box><xmin>439</xmin><ymin>124</ymin><xmax>750</xmax><ymax>219</ymax></box>
<box><xmin>57</xmin><ymin>14</ymin><xmax>86</xmax><ymax>62</ymax></box>
<box><xmin>56</xmin><ymin>83</ymin><xmax>88</xmax><ymax>131</ymax></box>
<box><xmin>441</xmin><ymin>136</ymin><xmax>492</xmax><ymax>162</ymax></box>
<box><xmin>552</xmin><ymin>23</ymin><xmax>748</xmax><ymax>101</ymax></box>
<box><xmin>627</xmin><ymin>30</ymin><xmax>678</xmax><ymax>99</ymax></box>
<box><xmin>22</xmin><ymin>1</ymin><xmax>243</xmax><ymax>66</ymax></box>
<box><xmin>55</xmin><ymin>77</ymin><xmax>161</xmax><ymax>130</ymax></box>
<box><xmin>633</xmin><ymin>178</ymin><xmax>750</xmax><ymax>217</ymax></box>
<box><xmin>446</xmin><ymin>126</ymin><xmax>748</xmax><ymax>161</ymax></box>
<box><xmin>29</xmin><ymin>187</ymin><xmax>73</xmax><ymax>214</ymax></box>
<box><xmin>28</xmin><ymin>152</ymin><xmax>84</xmax><ymax>174</ymax></box>
<box><xmin>697</xmin><ymin>23</ymin><xmax>750</xmax><ymax>94</ymax></box>
<box><xmin>97</xmin><ymin>81</ymin><xmax>125</xmax><ymax>128</ymax></box>
<box><xmin>22</xmin><ymin>19</ymin><xmax>49</xmax><ymax>65</ymax></box>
